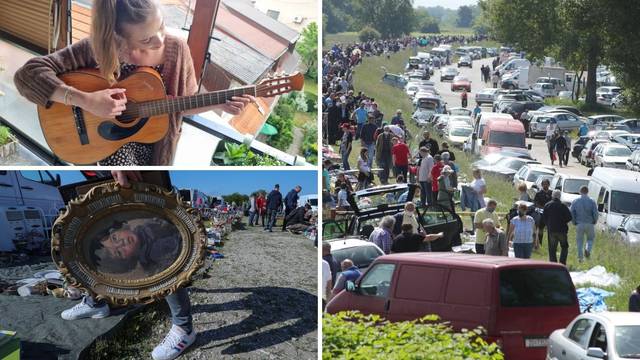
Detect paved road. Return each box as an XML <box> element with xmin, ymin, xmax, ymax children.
<box><xmin>427</xmin><ymin>56</ymin><xmax>588</xmax><ymax>177</ymax></box>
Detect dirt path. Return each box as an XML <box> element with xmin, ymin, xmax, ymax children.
<box><xmin>138</xmin><ymin>225</ymin><xmax>318</xmax><ymax>360</ymax></box>
<box><xmin>287</xmin><ymin>127</ymin><xmax>304</xmax><ymax>155</ymax></box>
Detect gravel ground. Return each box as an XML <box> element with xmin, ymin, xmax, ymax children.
<box><xmin>136</xmin><ymin>225</ymin><xmax>318</xmax><ymax>360</ymax></box>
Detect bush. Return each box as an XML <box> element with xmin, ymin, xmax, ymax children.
<box><xmin>301</xmin><ymin>122</ymin><xmax>318</xmax><ymax>164</ymax></box>
<box><xmin>323</xmin><ymin>311</ymin><xmax>504</xmax><ymax>360</ymax></box>
<box><xmin>305</xmin><ymin>91</ymin><xmax>317</xmax><ymax>113</ymax></box>
<box><xmin>267</xmin><ymin>113</ymin><xmax>294</xmax><ymax>151</ymax></box>
<box><xmin>0</xmin><ymin>126</ymin><xmax>12</xmax><ymax>146</ymax></box>
<box><xmin>358</xmin><ymin>26</ymin><xmax>380</xmax><ymax>42</ymax></box>
<box><xmin>212</xmin><ymin>143</ymin><xmax>285</xmax><ymax>166</ymax></box>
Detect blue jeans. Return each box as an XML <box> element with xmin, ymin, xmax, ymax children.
<box><xmin>341</xmin><ymin>149</ymin><xmax>351</xmax><ymax>170</ymax></box>
<box><xmin>513</xmin><ymin>243</ymin><xmax>533</xmax><ymax>259</ymax></box>
<box><xmin>576</xmin><ymin>223</ymin><xmax>595</xmax><ymax>260</ymax></box>
<box><xmin>86</xmin><ymin>287</ymin><xmax>192</xmax><ymax>333</ymax></box>
<box><xmin>356</xmin><ymin>123</ymin><xmax>364</xmax><ymax>139</ymax></box>
<box><xmin>364</xmin><ymin>142</ymin><xmax>375</xmax><ymax>168</ymax></box>
<box><xmin>248</xmin><ymin>211</ymin><xmax>257</xmax><ymax>225</ymax></box>
<box><xmin>266</xmin><ymin>209</ymin><xmax>278</xmax><ymax>230</ymax></box>
<box><xmin>377</xmin><ymin>158</ymin><xmax>391</xmax><ymax>185</ymax></box>
<box><xmin>419</xmin><ymin>181</ymin><xmax>432</xmax><ymax>206</ymax></box>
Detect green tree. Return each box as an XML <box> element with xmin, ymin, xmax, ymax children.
<box><xmin>358</xmin><ymin>26</ymin><xmax>380</xmax><ymax>42</ymax></box>
<box><xmin>414</xmin><ymin>7</ymin><xmax>440</xmax><ymax>33</ymax></box>
<box><xmin>222</xmin><ymin>192</ymin><xmax>249</xmax><ymax>206</ymax></box>
<box><xmin>355</xmin><ymin>0</ymin><xmax>414</xmax><ymax>38</ymax></box>
<box><xmin>456</xmin><ymin>5</ymin><xmax>473</xmax><ymax>27</ymax></box>
<box><xmin>297</xmin><ymin>23</ymin><xmax>318</xmax><ymax>79</ymax></box>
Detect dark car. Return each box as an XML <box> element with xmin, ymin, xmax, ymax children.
<box><xmin>552</xmin><ymin>105</ymin><xmax>585</xmax><ymax>118</ymax></box>
<box><xmin>322</xmin><ymin>184</ymin><xmax>463</xmax><ymax>251</ymax></box>
<box><xmin>572</xmin><ymin>136</ymin><xmax>591</xmax><ymax>160</ymax></box>
<box><xmin>505</xmin><ymin>101</ymin><xmax>545</xmax><ymax>120</ymax></box>
<box><xmin>615</xmin><ymin>118</ymin><xmax>640</xmax><ymax>134</ymax></box>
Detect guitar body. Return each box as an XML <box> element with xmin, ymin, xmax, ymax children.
<box><xmin>38</xmin><ymin>68</ymin><xmax>169</xmax><ymax>164</ymax></box>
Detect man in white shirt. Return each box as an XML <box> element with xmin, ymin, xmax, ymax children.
<box><xmin>417</xmin><ymin>147</ymin><xmax>434</xmax><ymax>206</ymax></box>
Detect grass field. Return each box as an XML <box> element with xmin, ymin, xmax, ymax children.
<box><xmin>347</xmin><ymin>44</ymin><xmax>640</xmax><ymax>312</ymax></box>
<box><xmin>305</xmin><ymin>76</ymin><xmax>318</xmax><ymax>97</ymax></box>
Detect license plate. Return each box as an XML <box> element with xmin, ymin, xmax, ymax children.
<box><xmin>525</xmin><ymin>338</ymin><xmax>548</xmax><ymax>348</ymax></box>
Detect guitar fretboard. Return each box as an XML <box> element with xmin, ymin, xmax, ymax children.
<box><xmin>137</xmin><ymin>86</ymin><xmax>257</xmax><ymax>117</ymax></box>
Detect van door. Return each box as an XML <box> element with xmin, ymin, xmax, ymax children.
<box><xmin>350</xmin><ymin>262</ymin><xmax>397</xmax><ymax>317</ymax></box>
<box><xmin>596</xmin><ymin>187</ymin><xmax>609</xmax><ymax>228</ymax></box>
<box><xmin>385</xmin><ymin>264</ymin><xmax>448</xmax><ymax>322</ymax></box>
<box><xmin>16</xmin><ymin>171</ymin><xmax>64</xmax><ymax>229</ymax></box>
<box><xmin>0</xmin><ymin>171</ymin><xmax>21</xmax><ymax>206</ymax></box>
<box><xmin>417</xmin><ymin>205</ymin><xmax>463</xmax><ymax>251</ymax></box>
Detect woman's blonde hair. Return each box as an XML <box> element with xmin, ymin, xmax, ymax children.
<box><xmin>91</xmin><ymin>0</ymin><xmax>159</xmax><ymax>84</ymax></box>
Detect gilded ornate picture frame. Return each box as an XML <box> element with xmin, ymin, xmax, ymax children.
<box><xmin>51</xmin><ymin>182</ymin><xmax>207</xmax><ymax>306</ymax></box>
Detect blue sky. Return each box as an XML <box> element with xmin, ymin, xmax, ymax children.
<box><xmin>414</xmin><ymin>0</ymin><xmax>477</xmax><ymax>9</ymax></box>
<box><xmin>51</xmin><ymin>170</ymin><xmax>317</xmax><ymax>196</ymax></box>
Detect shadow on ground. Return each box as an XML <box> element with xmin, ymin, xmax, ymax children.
<box><xmin>190</xmin><ymin>286</ymin><xmax>317</xmax><ymax>355</ymax></box>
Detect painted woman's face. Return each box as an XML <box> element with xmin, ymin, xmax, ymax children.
<box><xmin>101</xmin><ymin>229</ymin><xmax>141</xmax><ymax>260</ymax></box>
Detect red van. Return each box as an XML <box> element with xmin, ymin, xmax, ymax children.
<box><xmin>325</xmin><ymin>253</ymin><xmax>579</xmax><ymax>360</ymax></box>
<box><xmin>481</xmin><ymin>118</ymin><xmax>532</xmax><ymax>155</ymax></box>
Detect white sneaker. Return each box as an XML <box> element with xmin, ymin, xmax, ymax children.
<box><xmin>151</xmin><ymin>325</ymin><xmax>196</xmax><ymax>360</ymax></box>
<box><xmin>61</xmin><ymin>296</ymin><xmax>110</xmax><ymax>320</ymax></box>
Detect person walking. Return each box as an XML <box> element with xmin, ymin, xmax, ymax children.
<box><xmin>375</xmin><ymin>126</ymin><xmax>394</xmax><ymax>185</ymax></box>
<box><xmin>470</xmin><ymin>168</ymin><xmax>487</xmax><ymax>209</ymax></box>
<box><xmin>562</xmin><ymin>130</ymin><xmax>571</xmax><ymax>166</ymax></box>
<box><xmin>491</xmin><ymin>71</ymin><xmax>499</xmax><ymax>88</ymax></box>
<box><xmin>543</xmin><ymin>190</ymin><xmax>573</xmax><ymax>265</ymax></box>
<box><xmin>461</xmin><ymin>89</ymin><xmax>468</xmax><ymax>108</ymax></box>
<box><xmin>339</xmin><ymin>124</ymin><xmax>353</xmax><ymax>171</ymax></box>
<box><xmin>474</xmin><ymin>199</ymin><xmax>500</xmax><ymax>254</ymax></box>
<box><xmin>570</xmin><ymin>186</ymin><xmax>599</xmax><ymax>262</ymax></box>
<box><xmin>437</xmin><ymin>165</ymin><xmax>456</xmax><ymax>212</ymax></box>
<box><xmin>419</xmin><ymin>131</ymin><xmax>439</xmax><ymax>156</ymax></box>
<box><xmin>508</xmin><ymin>202</ymin><xmax>538</xmax><ymax>259</ymax></box>
<box><xmin>265</xmin><ymin>184</ymin><xmax>283</xmax><ymax>232</ymax></box>
<box><xmin>248</xmin><ymin>193</ymin><xmax>257</xmax><ymax>226</ymax></box>
<box><xmin>281</xmin><ymin>185</ymin><xmax>301</xmax><ymax>231</ymax></box>
<box><xmin>534</xmin><ymin>179</ymin><xmax>553</xmax><ymax>246</ymax></box>
<box><xmin>322</xmin><ymin>242</ymin><xmax>340</xmax><ymax>286</ymax></box>
<box><xmin>357</xmin><ymin>148</ymin><xmax>372</xmax><ymax>190</ymax></box>
<box><xmin>256</xmin><ymin>192</ymin><xmax>267</xmax><ymax>227</ymax></box>
<box><xmin>482</xmin><ymin>218</ymin><xmax>508</xmax><ymax>256</ymax></box>
<box><xmin>517</xmin><ymin>182</ymin><xmax>531</xmax><ymax>202</ymax></box>
<box><xmin>351</xmin><ymin>102</ymin><xmax>368</xmax><ymax>139</ymax></box>
<box><xmin>554</xmin><ymin>130</ymin><xmax>569</xmax><ymax>168</ymax></box>
<box><xmin>360</xmin><ymin>116</ymin><xmax>378</xmax><ymax>168</ymax></box>
<box><xmin>417</xmin><ymin>147</ymin><xmax>434</xmax><ymax>206</ymax></box>
<box><xmin>369</xmin><ymin>216</ymin><xmax>395</xmax><ymax>254</ymax></box>
<box><xmin>391</xmin><ymin>137</ymin><xmax>410</xmax><ymax>181</ymax></box>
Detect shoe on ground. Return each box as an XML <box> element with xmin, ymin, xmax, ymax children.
<box><xmin>61</xmin><ymin>296</ymin><xmax>110</xmax><ymax>320</ymax></box>
<box><xmin>152</xmin><ymin>325</ymin><xmax>196</xmax><ymax>360</ymax></box>
<box><xmin>585</xmin><ymin>249</ymin><xmax>590</xmax><ymax>258</ymax></box>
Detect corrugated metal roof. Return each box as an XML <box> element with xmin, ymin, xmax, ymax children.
<box><xmin>209</xmin><ymin>29</ymin><xmax>275</xmax><ymax>84</ymax></box>
<box><xmin>222</xmin><ymin>0</ymin><xmax>299</xmax><ymax>44</ymax></box>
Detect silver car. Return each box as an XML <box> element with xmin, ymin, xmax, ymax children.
<box><xmin>547</xmin><ymin>312</ymin><xmax>640</xmax><ymax>360</ymax></box>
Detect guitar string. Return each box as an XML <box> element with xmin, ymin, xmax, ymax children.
<box><xmin>116</xmin><ymin>82</ymin><xmax>292</xmax><ymax>120</ymax></box>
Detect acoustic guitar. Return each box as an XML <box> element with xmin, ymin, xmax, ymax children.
<box><xmin>37</xmin><ymin>67</ymin><xmax>304</xmax><ymax>164</ymax></box>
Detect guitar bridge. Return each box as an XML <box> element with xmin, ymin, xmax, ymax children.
<box><xmin>72</xmin><ymin>106</ymin><xmax>89</xmax><ymax>145</ymax></box>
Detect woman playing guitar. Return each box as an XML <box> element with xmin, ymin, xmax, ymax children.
<box><xmin>14</xmin><ymin>0</ymin><xmax>255</xmax><ymax>165</ymax></box>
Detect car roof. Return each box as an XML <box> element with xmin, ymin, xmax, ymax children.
<box><xmin>486</xmin><ymin>118</ymin><xmax>524</xmax><ymax>131</ymax></box>
<box><xmin>554</xmin><ymin>173</ymin><xmax>590</xmax><ymax>181</ymax></box>
<box><xmin>600</xmin><ymin>143</ymin><xmax>630</xmax><ymax>149</ymax></box>
<box><xmin>376</xmin><ymin>252</ymin><xmax>564</xmax><ymax>269</ymax></box>
<box><xmin>583</xmin><ymin>312</ymin><xmax>640</xmax><ymax>326</ymax></box>
<box><xmin>591</xmin><ymin>168</ymin><xmax>640</xmax><ymax>188</ymax></box>
<box><xmin>328</xmin><ymin>238</ymin><xmax>378</xmax><ymax>251</ymax></box>
<box><xmin>526</xmin><ymin>164</ymin><xmax>556</xmax><ymax>172</ymax></box>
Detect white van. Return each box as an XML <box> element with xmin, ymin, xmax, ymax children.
<box><xmin>298</xmin><ymin>194</ymin><xmax>318</xmax><ymax>213</ymax></box>
<box><xmin>587</xmin><ymin>168</ymin><xmax>640</xmax><ymax>230</ymax></box>
<box><xmin>497</xmin><ymin>58</ymin><xmax>531</xmax><ymax>76</ymax></box>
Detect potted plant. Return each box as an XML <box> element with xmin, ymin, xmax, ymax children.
<box><xmin>0</xmin><ymin>126</ymin><xmax>18</xmax><ymax>158</ymax></box>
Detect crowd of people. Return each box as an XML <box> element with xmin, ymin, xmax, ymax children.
<box><xmin>246</xmin><ymin>184</ymin><xmax>316</xmax><ymax>234</ymax></box>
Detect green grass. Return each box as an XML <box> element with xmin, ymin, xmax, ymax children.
<box><xmin>294</xmin><ymin>111</ymin><xmax>315</xmax><ymax>128</ymax></box>
<box><xmin>347</xmin><ymin>41</ymin><xmax>640</xmax><ymax>312</ymax></box>
<box><xmin>304</xmin><ymin>76</ymin><xmax>318</xmax><ymax>97</ymax></box>
<box><xmin>324</xmin><ymin>32</ymin><xmax>359</xmax><ymax>49</ymax></box>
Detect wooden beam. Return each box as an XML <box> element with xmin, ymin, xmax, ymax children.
<box><xmin>187</xmin><ymin>0</ymin><xmax>221</xmax><ymax>84</ymax></box>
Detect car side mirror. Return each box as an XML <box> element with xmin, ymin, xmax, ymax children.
<box><xmin>527</xmin><ymin>144</ymin><xmax>533</xmax><ymax>150</ymax></box>
<box><xmin>586</xmin><ymin>348</ymin><xmax>606</xmax><ymax>359</ymax></box>
<box><xmin>618</xmin><ymin>226</ymin><xmax>627</xmax><ymax>233</ymax></box>
<box><xmin>345</xmin><ymin>280</ymin><xmax>357</xmax><ymax>292</ymax></box>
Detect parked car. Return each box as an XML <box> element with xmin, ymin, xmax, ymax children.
<box><xmin>326</xmin><ymin>253</ymin><xmax>580</xmax><ymax>360</ymax></box>
<box><xmin>328</xmin><ymin>238</ymin><xmax>385</xmax><ymax>275</ymax></box>
<box><xmin>592</xmin><ymin>143</ymin><xmax>632</xmax><ymax>169</ymax></box>
<box><xmin>616</xmin><ymin>215</ymin><xmax>640</xmax><ymax>244</ymax></box>
<box><xmin>382</xmin><ymin>72</ymin><xmax>409</xmax><ymax>89</ymax></box>
<box><xmin>595</xmin><ymin>86</ymin><xmax>622</xmax><ymax>101</ymax></box>
<box><xmin>475</xmin><ymin>88</ymin><xmax>500</xmax><ymax>106</ymax></box>
<box><xmin>440</xmin><ymin>67</ymin><xmax>459</xmax><ymax>81</ymax></box>
<box><xmin>504</xmin><ymin>101</ymin><xmax>544</xmax><ymax>120</ymax></box>
<box><xmin>580</xmin><ymin>139</ymin><xmax>610</xmax><ymax>167</ymax></box>
<box><xmin>613</xmin><ymin>133</ymin><xmax>640</xmax><ymax>150</ymax></box>
<box><xmin>513</xmin><ymin>164</ymin><xmax>557</xmax><ymax>189</ymax></box>
<box><xmin>610</xmin><ymin>93</ymin><xmax>625</xmax><ymax>109</ymax></box>
<box><xmin>587</xmin><ymin>115</ymin><xmax>626</xmax><ymax>130</ymax></box>
<box><xmin>444</xmin><ymin>124</ymin><xmax>474</xmax><ymax>148</ymax></box>
<box><xmin>481</xmin><ymin>118</ymin><xmax>532</xmax><ymax>155</ymax></box>
<box><xmin>547</xmin><ymin>312</ymin><xmax>640</xmax><ymax>360</ymax></box>
<box><xmin>627</xmin><ymin>149</ymin><xmax>640</xmax><ymax>171</ymax></box>
<box><xmin>527</xmin><ymin>175</ymin><xmax>556</xmax><ymax>200</ymax></box>
<box><xmin>471</xmin><ymin>150</ymin><xmax>534</xmax><ymax>169</ymax></box>
<box><xmin>572</xmin><ymin>136</ymin><xmax>591</xmax><ymax>161</ymax></box>
<box><xmin>448</xmin><ymin>107</ymin><xmax>472</xmax><ymax>117</ymax></box>
<box><xmin>615</xmin><ymin>118</ymin><xmax>640</xmax><ymax>134</ymax></box>
<box><xmin>532</xmin><ymin>82</ymin><xmax>556</xmax><ymax>98</ymax></box>
<box><xmin>451</xmin><ymin>76</ymin><xmax>471</xmax><ymax>92</ymax></box>
<box><xmin>457</xmin><ymin>55</ymin><xmax>472</xmax><ymax>68</ymax></box>
<box><xmin>549</xmin><ymin>174</ymin><xmax>590</xmax><ymax>207</ymax></box>
<box><xmin>588</xmin><ymin>167</ymin><xmax>640</xmax><ymax>230</ymax></box>
<box><xmin>477</xmin><ymin>156</ymin><xmax>541</xmax><ymax>181</ymax></box>
<box><xmin>552</xmin><ymin>106</ymin><xmax>585</xmax><ymax>118</ymax></box>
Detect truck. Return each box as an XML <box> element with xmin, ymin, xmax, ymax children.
<box><xmin>526</xmin><ymin>65</ymin><xmax>568</xmax><ymax>90</ymax></box>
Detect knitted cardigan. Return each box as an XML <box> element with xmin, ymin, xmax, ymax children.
<box><xmin>13</xmin><ymin>34</ymin><xmax>198</xmax><ymax>165</ymax></box>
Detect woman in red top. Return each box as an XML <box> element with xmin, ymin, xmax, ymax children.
<box><xmin>256</xmin><ymin>193</ymin><xmax>267</xmax><ymax>227</ymax></box>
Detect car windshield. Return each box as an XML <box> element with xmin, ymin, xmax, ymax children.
<box><xmin>497</xmin><ymin>158</ymin><xmax>525</xmax><ymax>170</ymax></box>
<box><xmin>626</xmin><ymin>218</ymin><xmax>640</xmax><ymax>233</ymax></box>
<box><xmin>500</xmin><ymin>268</ymin><xmax>575</xmax><ymax>307</ymax></box>
<box><xmin>489</xmin><ymin>131</ymin><xmax>526</xmax><ymax>148</ymax></box>
<box><xmin>308</xmin><ymin>198</ymin><xmax>318</xmax><ymax>206</ymax></box>
<box><xmin>527</xmin><ymin>170</ymin><xmax>553</xmax><ymax>182</ymax></box>
<box><xmin>611</xmin><ymin>191</ymin><xmax>640</xmax><ymax>215</ymax></box>
<box><xmin>451</xmin><ymin>127</ymin><xmax>473</xmax><ymax>137</ymax></box>
<box><xmin>356</xmin><ymin>188</ymin><xmax>409</xmax><ymax>210</ymax></box>
<box><xmin>332</xmin><ymin>245</ymin><xmax>384</xmax><ymax>270</ymax></box>
<box><xmin>563</xmin><ymin>179</ymin><xmax>589</xmax><ymax>194</ymax></box>
<box><xmin>615</xmin><ymin>326</ymin><xmax>640</xmax><ymax>359</ymax></box>
<box><xmin>606</xmin><ymin>147</ymin><xmax>632</xmax><ymax>156</ymax></box>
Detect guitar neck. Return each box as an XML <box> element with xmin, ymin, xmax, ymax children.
<box><xmin>138</xmin><ymin>86</ymin><xmax>257</xmax><ymax>117</ymax></box>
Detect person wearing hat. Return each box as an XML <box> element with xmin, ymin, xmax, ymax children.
<box><xmin>339</xmin><ymin>123</ymin><xmax>353</xmax><ymax>171</ymax></box>
<box><xmin>508</xmin><ymin>202</ymin><xmax>538</xmax><ymax>259</ymax></box>
<box><xmin>437</xmin><ymin>165</ymin><xmax>456</xmax><ymax>211</ymax></box>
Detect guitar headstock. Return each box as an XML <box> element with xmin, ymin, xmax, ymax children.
<box><xmin>256</xmin><ymin>72</ymin><xmax>304</xmax><ymax>97</ymax></box>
